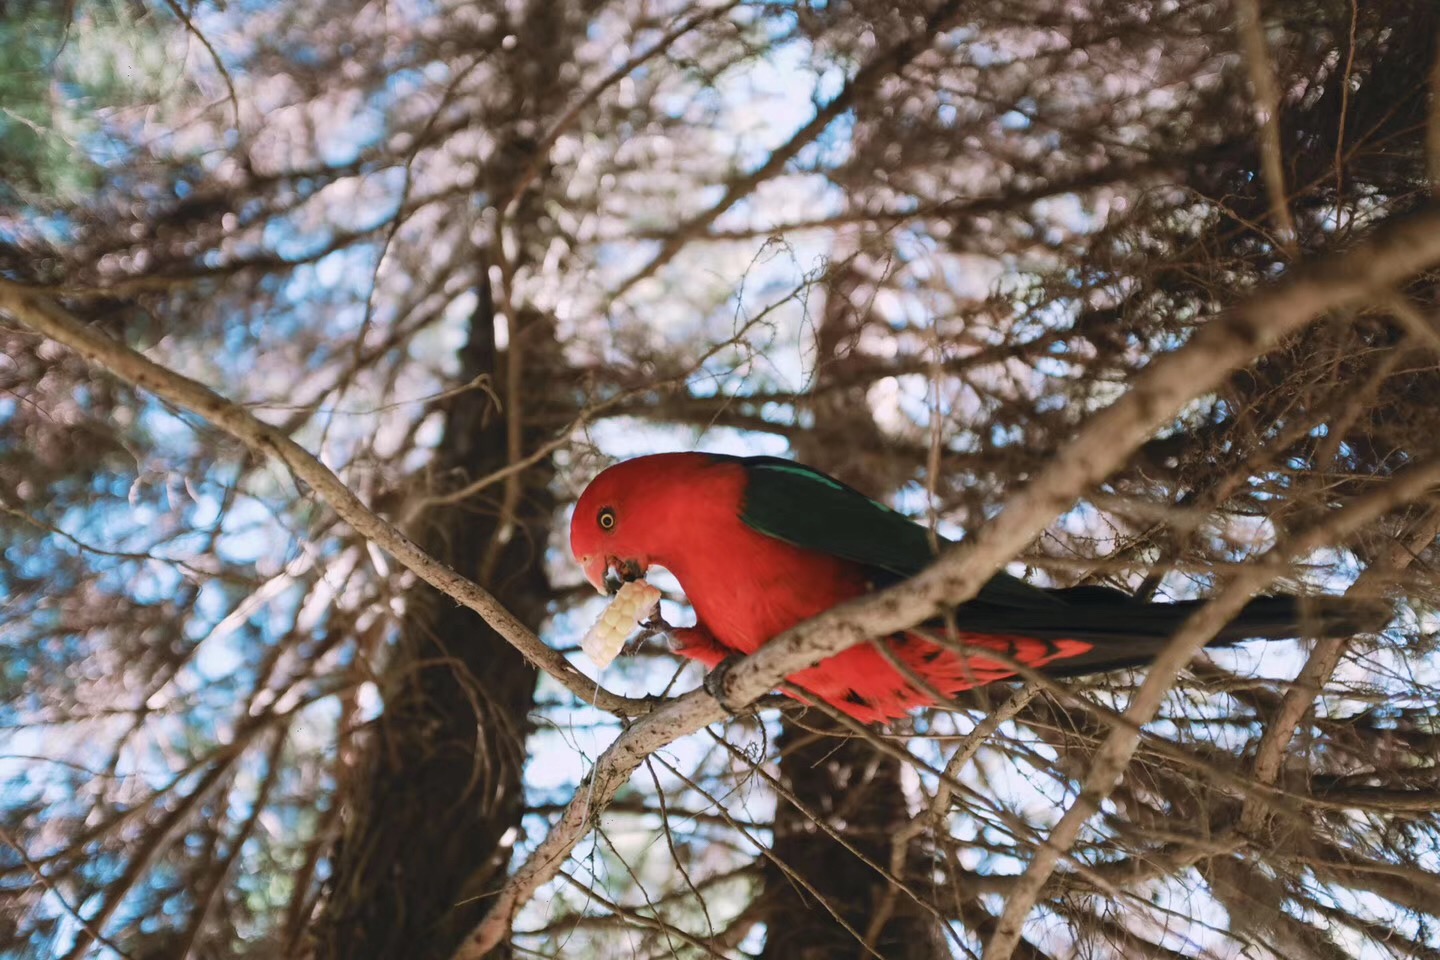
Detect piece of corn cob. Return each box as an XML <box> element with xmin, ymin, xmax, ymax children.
<box><xmin>581</xmin><ymin>579</ymin><xmax>662</xmax><ymax>669</ymax></box>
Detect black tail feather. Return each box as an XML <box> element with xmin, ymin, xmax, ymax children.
<box><xmin>948</xmin><ymin>588</ymin><xmax>1389</xmax><ymax>680</ymax></box>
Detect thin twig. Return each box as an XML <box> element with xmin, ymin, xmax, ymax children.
<box><xmin>501</xmin><ymin>1</ymin><xmax>741</xmax><ymax>211</ymax></box>
<box><xmin>609</xmin><ymin>0</ymin><xmax>968</xmax><ymax>301</ymax></box>
<box><xmin>1430</xmin><ymin>18</ymin><xmax>1440</xmax><ymax>196</ymax></box>
<box><xmin>159</xmin><ymin>0</ymin><xmax>241</xmax><ymax>131</ymax></box>
<box><xmin>865</xmin><ymin>684</ymin><xmax>1039</xmax><ymax>950</ymax></box>
<box><xmin>0</xmin><ymin>825</ymin><xmax>139</xmax><ymax>960</ymax></box>
<box><xmin>10</xmin><ymin>208</ymin><xmax>1440</xmax><ymax>957</ymax></box>
<box><xmin>1238</xmin><ymin>505</ymin><xmax>1440</xmax><ymax>832</ymax></box>
<box><xmin>982</xmin><ymin>458</ymin><xmax>1440</xmax><ymax>960</ymax></box>
<box><xmin>0</xmin><ymin>283</ymin><xmax>654</xmax><ymax>717</ymax></box>
<box><xmin>1333</xmin><ymin>0</ymin><xmax>1359</xmax><ymax>232</ymax></box>
<box><xmin>1234</xmin><ymin>0</ymin><xmax>1298</xmax><ymax>253</ymax></box>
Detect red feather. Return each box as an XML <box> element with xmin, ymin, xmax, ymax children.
<box><xmin>570</xmin><ymin>453</ymin><xmax>1095</xmax><ymax>722</ymax></box>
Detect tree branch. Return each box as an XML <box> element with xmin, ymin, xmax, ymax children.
<box><xmin>0</xmin><ymin>283</ymin><xmax>652</xmax><ymax>717</ymax></box>
<box><xmin>457</xmin><ymin>209</ymin><xmax>1440</xmax><ymax>958</ymax></box>
<box><xmin>8</xmin><ymin>207</ymin><xmax>1440</xmax><ymax>957</ymax></box>
<box><xmin>982</xmin><ymin>456</ymin><xmax>1440</xmax><ymax>960</ymax></box>
<box><xmin>608</xmin><ymin>0</ymin><xmax>967</xmax><ymax>301</ymax></box>
<box><xmin>1234</xmin><ymin>0</ymin><xmax>1298</xmax><ymax>252</ymax></box>
<box><xmin>1237</xmin><ymin>505</ymin><xmax>1440</xmax><ymax>834</ymax></box>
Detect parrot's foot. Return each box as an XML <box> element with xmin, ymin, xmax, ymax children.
<box><xmin>703</xmin><ymin>654</ymin><xmax>748</xmax><ymax>715</ymax></box>
<box><xmin>624</xmin><ymin>610</ymin><xmax>673</xmax><ymax>656</ymax></box>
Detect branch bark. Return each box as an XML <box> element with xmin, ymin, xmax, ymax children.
<box><xmin>1237</xmin><ymin>505</ymin><xmax>1440</xmax><ymax>834</ymax></box>
<box><xmin>7</xmin><ymin>206</ymin><xmax>1440</xmax><ymax>957</ymax></box>
<box><xmin>0</xmin><ymin>283</ymin><xmax>651</xmax><ymax>718</ymax></box>
<box><xmin>609</xmin><ymin>0</ymin><xmax>967</xmax><ymax>301</ymax></box>
<box><xmin>1234</xmin><ymin>0</ymin><xmax>1298</xmax><ymax>252</ymax></box>
<box><xmin>981</xmin><ymin>456</ymin><xmax>1440</xmax><ymax>960</ymax></box>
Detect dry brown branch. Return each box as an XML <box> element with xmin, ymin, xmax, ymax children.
<box><xmin>10</xmin><ymin>207</ymin><xmax>1440</xmax><ymax>957</ymax></box>
<box><xmin>1238</xmin><ymin>505</ymin><xmax>1440</xmax><ymax>833</ymax></box>
<box><xmin>13</xmin><ymin>6</ymin><xmax>1440</xmax><ymax>956</ymax></box>
<box><xmin>867</xmin><ymin>684</ymin><xmax>1041</xmax><ymax>951</ymax></box>
<box><xmin>1233</xmin><ymin>0</ymin><xmax>1298</xmax><ymax>252</ymax></box>
<box><xmin>0</xmin><ymin>825</ymin><xmax>138</xmax><ymax>960</ymax></box>
<box><xmin>982</xmin><ymin>463</ymin><xmax>1440</xmax><ymax>960</ymax></box>
<box><xmin>58</xmin><ymin>727</ymin><xmax>259</xmax><ymax>959</ymax></box>
<box><xmin>500</xmin><ymin>1</ymin><xmax>741</xmax><ymax>211</ymax></box>
<box><xmin>1333</xmin><ymin>0</ymin><xmax>1359</xmax><ymax>226</ymax></box>
<box><xmin>159</xmin><ymin>0</ymin><xmax>242</xmax><ymax>130</ymax></box>
<box><xmin>174</xmin><ymin>728</ymin><xmax>288</xmax><ymax>956</ymax></box>
<box><xmin>609</xmin><ymin>0</ymin><xmax>968</xmax><ymax>301</ymax></box>
<box><xmin>698</xmin><ymin>727</ymin><xmax>964</xmax><ymax>954</ymax></box>
<box><xmin>708</xmin><ymin>208</ymin><xmax>1440</xmax><ymax>716</ymax></box>
<box><xmin>1431</xmin><ymin>18</ymin><xmax>1440</xmax><ymax>196</ymax></box>
<box><xmin>0</xmin><ymin>284</ymin><xmax>652</xmax><ymax>717</ymax></box>
<box><xmin>629</xmin><ymin>160</ymin><xmax>1173</xmax><ymax>243</ymax></box>
<box><xmin>460</xmin><ymin>209</ymin><xmax>1440</xmax><ymax>956</ymax></box>
<box><xmin>552</xmin><ymin>868</ymin><xmax>730</xmax><ymax>958</ymax></box>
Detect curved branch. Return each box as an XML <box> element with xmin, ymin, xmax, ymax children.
<box><xmin>8</xmin><ymin>207</ymin><xmax>1440</xmax><ymax>957</ymax></box>
<box><xmin>458</xmin><ymin>209</ymin><xmax>1440</xmax><ymax>959</ymax></box>
<box><xmin>982</xmin><ymin>455</ymin><xmax>1440</xmax><ymax>960</ymax></box>
<box><xmin>0</xmin><ymin>283</ymin><xmax>653</xmax><ymax>718</ymax></box>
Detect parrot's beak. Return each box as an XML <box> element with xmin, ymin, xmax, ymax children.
<box><xmin>579</xmin><ymin>554</ymin><xmax>646</xmax><ymax>596</ymax></box>
<box><xmin>579</xmin><ymin>554</ymin><xmax>609</xmax><ymax>595</ymax></box>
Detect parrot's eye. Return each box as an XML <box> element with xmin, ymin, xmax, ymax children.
<box><xmin>597</xmin><ymin>507</ymin><xmax>617</xmax><ymax>531</ymax></box>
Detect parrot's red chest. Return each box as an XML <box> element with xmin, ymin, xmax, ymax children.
<box><xmin>669</xmin><ymin>531</ymin><xmax>1085</xmax><ymax>721</ymax></box>
<box><xmin>658</xmin><ymin>518</ymin><xmax>872</xmax><ymax>657</ymax></box>
<box><xmin>575</xmin><ymin>453</ymin><xmax>1091</xmax><ymax>723</ymax></box>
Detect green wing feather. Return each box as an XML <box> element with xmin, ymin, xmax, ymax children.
<box><xmin>725</xmin><ymin>456</ymin><xmax>1064</xmax><ymax>610</ymax></box>
<box><xmin>719</xmin><ymin>455</ymin><xmax>1375</xmax><ymax>646</ymax></box>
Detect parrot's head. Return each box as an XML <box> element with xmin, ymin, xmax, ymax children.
<box><xmin>569</xmin><ymin>452</ymin><xmax>719</xmax><ymax>595</ymax></box>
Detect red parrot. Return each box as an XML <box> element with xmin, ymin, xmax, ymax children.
<box><xmin>569</xmin><ymin>452</ymin><xmax>1374</xmax><ymax>723</ymax></box>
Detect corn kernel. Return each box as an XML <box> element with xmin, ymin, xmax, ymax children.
<box><xmin>581</xmin><ymin>580</ymin><xmax>662</xmax><ymax>669</ymax></box>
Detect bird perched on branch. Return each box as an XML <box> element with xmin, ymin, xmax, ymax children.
<box><xmin>569</xmin><ymin>452</ymin><xmax>1379</xmax><ymax>722</ymax></box>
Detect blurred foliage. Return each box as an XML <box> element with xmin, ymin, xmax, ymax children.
<box><xmin>0</xmin><ymin>0</ymin><xmax>171</xmax><ymax>203</ymax></box>
<box><xmin>3</xmin><ymin>0</ymin><xmax>1440</xmax><ymax>958</ymax></box>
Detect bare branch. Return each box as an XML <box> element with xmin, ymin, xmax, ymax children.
<box><xmin>1238</xmin><ymin>505</ymin><xmax>1440</xmax><ymax>833</ymax></box>
<box><xmin>460</xmin><ymin>210</ymin><xmax>1440</xmax><ymax>957</ymax></box>
<box><xmin>1431</xmin><ymin>18</ymin><xmax>1440</xmax><ymax>196</ymax></box>
<box><xmin>0</xmin><ymin>283</ymin><xmax>653</xmax><ymax>718</ymax></box>
<box><xmin>982</xmin><ymin>465</ymin><xmax>1440</xmax><ymax>960</ymax></box>
<box><xmin>10</xmin><ymin>207</ymin><xmax>1440</xmax><ymax>957</ymax></box>
<box><xmin>609</xmin><ymin>0</ymin><xmax>967</xmax><ymax>300</ymax></box>
<box><xmin>1233</xmin><ymin>0</ymin><xmax>1298</xmax><ymax>252</ymax></box>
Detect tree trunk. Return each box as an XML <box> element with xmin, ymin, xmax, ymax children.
<box><xmin>308</xmin><ymin>3</ymin><xmax>587</xmax><ymax>952</ymax></box>
<box><xmin>761</xmin><ymin>255</ymin><xmax>946</xmax><ymax>960</ymax></box>
<box><xmin>309</xmin><ymin>272</ymin><xmax>550</xmax><ymax>960</ymax></box>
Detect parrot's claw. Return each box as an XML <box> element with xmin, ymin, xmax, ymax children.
<box><xmin>623</xmin><ymin>609</ymin><xmax>671</xmax><ymax>656</ymax></box>
<box><xmin>703</xmin><ymin>654</ymin><xmax>748</xmax><ymax>716</ymax></box>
